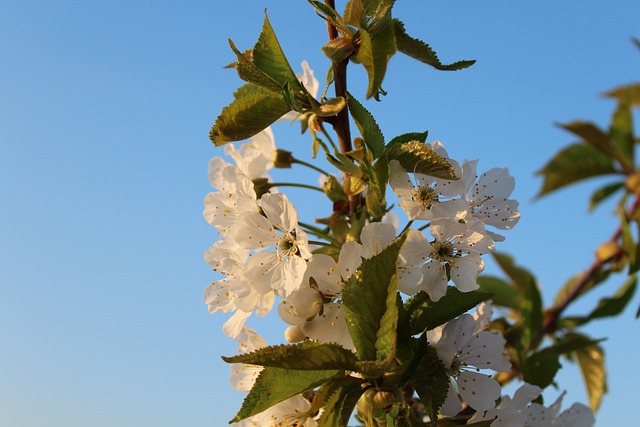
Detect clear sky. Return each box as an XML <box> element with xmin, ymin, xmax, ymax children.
<box><xmin>1</xmin><ymin>1</ymin><xmax>639</xmax><ymax>426</ymax></box>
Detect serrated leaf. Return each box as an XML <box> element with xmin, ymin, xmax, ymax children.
<box><xmin>536</xmin><ymin>142</ymin><xmax>617</xmax><ymax>198</ymax></box>
<box><xmin>522</xmin><ymin>279</ymin><xmax>543</xmax><ymax>350</ymax></box>
<box><xmin>387</xmin><ymin>140</ymin><xmax>457</xmax><ymax>179</ymax></box>
<box><xmin>491</xmin><ymin>252</ymin><xmax>537</xmax><ymax>292</ymax></box>
<box><xmin>523</xmin><ymin>347</ymin><xmax>561</xmax><ymax>388</ymax></box>
<box><xmin>576</xmin><ymin>344</ymin><xmax>607</xmax><ymax>412</ymax></box>
<box><xmin>222</xmin><ymin>341</ymin><xmax>359</xmax><ymax>371</ymax></box>
<box><xmin>210</xmin><ymin>85</ymin><xmax>291</xmax><ymax>145</ymax></box>
<box><xmin>228</xmin><ymin>41</ymin><xmax>281</xmax><ymax>92</ymax></box>
<box><xmin>252</xmin><ymin>13</ymin><xmax>302</xmax><ymax>91</ymax></box>
<box><xmin>316</xmin><ymin>377</ymin><xmax>366</xmax><ymax>427</ymax></box>
<box><xmin>346</xmin><ymin>91</ymin><xmax>385</xmax><ymax>158</ymax></box>
<box><xmin>231</xmin><ymin>367</ymin><xmax>342</xmax><ymax>422</ymax></box>
<box><xmin>342</xmin><ymin>235</ymin><xmax>406</xmax><ymax>363</ymax></box>
<box><xmin>610</xmin><ymin>92</ymin><xmax>635</xmax><ymax>166</ymax></box>
<box><xmin>410</xmin><ymin>342</ymin><xmax>449</xmax><ymax>416</ymax></box>
<box><xmin>308</xmin><ymin>0</ymin><xmax>353</xmax><ymax>37</ymax></box>
<box><xmin>476</xmin><ymin>275</ymin><xmax>522</xmax><ymax>309</ymax></box>
<box><xmin>406</xmin><ymin>288</ymin><xmax>493</xmax><ymax>335</ymax></box>
<box><xmin>386</xmin><ymin>131</ymin><xmax>429</xmax><ymax>149</ymax></box>
<box><xmin>393</xmin><ymin>19</ymin><xmax>475</xmax><ymax>71</ymax></box>
<box><xmin>589</xmin><ymin>181</ymin><xmax>624</xmax><ymax>211</ymax></box>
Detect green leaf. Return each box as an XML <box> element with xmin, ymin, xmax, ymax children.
<box><xmin>387</xmin><ymin>140</ymin><xmax>457</xmax><ymax>179</ymax></box>
<box><xmin>252</xmin><ymin>13</ymin><xmax>302</xmax><ymax>91</ymax></box>
<box><xmin>342</xmin><ymin>235</ymin><xmax>406</xmax><ymax>363</ymax></box>
<box><xmin>210</xmin><ymin>85</ymin><xmax>291</xmax><ymax>145</ymax></box>
<box><xmin>536</xmin><ymin>142</ymin><xmax>617</xmax><ymax>198</ymax></box>
<box><xmin>410</xmin><ymin>342</ymin><xmax>449</xmax><ymax>416</ymax></box>
<box><xmin>231</xmin><ymin>367</ymin><xmax>342</xmax><ymax>422</ymax></box>
<box><xmin>322</xmin><ymin>37</ymin><xmax>357</xmax><ymax>63</ymax></box>
<box><xmin>326</xmin><ymin>151</ymin><xmax>361</xmax><ymax>174</ymax></box>
<box><xmin>557</xmin><ymin>121</ymin><xmax>615</xmax><ymax>158</ymax></box>
<box><xmin>604</xmin><ymin>83</ymin><xmax>640</xmax><ymax>108</ymax></box>
<box><xmin>308</xmin><ymin>0</ymin><xmax>352</xmax><ymax>37</ymax></box>
<box><xmin>386</xmin><ymin>131</ymin><xmax>429</xmax><ymax>149</ymax></box>
<box><xmin>610</xmin><ymin>92</ymin><xmax>635</xmax><ymax>166</ymax></box>
<box><xmin>315</xmin><ymin>377</ymin><xmax>365</xmax><ymax>427</ymax></box>
<box><xmin>228</xmin><ymin>42</ymin><xmax>281</xmax><ymax>92</ymax></box>
<box><xmin>491</xmin><ymin>252</ymin><xmax>537</xmax><ymax>292</ymax></box>
<box><xmin>476</xmin><ymin>275</ymin><xmax>522</xmax><ymax>309</ymax></box>
<box><xmin>406</xmin><ymin>288</ymin><xmax>493</xmax><ymax>335</ymax></box>
<box><xmin>589</xmin><ymin>181</ymin><xmax>624</xmax><ymax>211</ymax></box>
<box><xmin>620</xmin><ymin>206</ymin><xmax>640</xmax><ymax>274</ymax></box>
<box><xmin>522</xmin><ymin>280</ymin><xmax>543</xmax><ymax>350</ymax></box>
<box><xmin>222</xmin><ymin>341</ymin><xmax>359</xmax><ymax>371</ymax></box>
<box><xmin>523</xmin><ymin>347</ymin><xmax>561</xmax><ymax>388</ymax></box>
<box><xmin>318</xmin><ymin>96</ymin><xmax>347</xmax><ymax>117</ymax></box>
<box><xmin>575</xmin><ymin>344</ymin><xmax>607</xmax><ymax>412</ymax></box>
<box><xmin>551</xmin><ymin>332</ymin><xmax>605</xmax><ymax>355</ymax></box>
<box><xmin>347</xmin><ymin>91</ymin><xmax>385</xmax><ymax>158</ymax></box>
<box><xmin>554</xmin><ymin>268</ymin><xmax>612</xmax><ymax>306</ymax></box>
<box><xmin>393</xmin><ymin>19</ymin><xmax>475</xmax><ymax>71</ymax></box>
<box><xmin>352</xmin><ymin>17</ymin><xmax>397</xmax><ymax>99</ymax></box>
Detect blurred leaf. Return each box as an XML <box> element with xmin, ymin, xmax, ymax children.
<box><xmin>551</xmin><ymin>332</ymin><xmax>605</xmax><ymax>355</ymax></box>
<box><xmin>231</xmin><ymin>367</ymin><xmax>342</xmax><ymax>422</ymax></box>
<box><xmin>476</xmin><ymin>275</ymin><xmax>522</xmax><ymax>309</ymax></box>
<box><xmin>342</xmin><ymin>235</ymin><xmax>406</xmax><ymax>363</ymax></box>
<box><xmin>619</xmin><ymin>205</ymin><xmax>640</xmax><ymax>274</ymax></box>
<box><xmin>492</xmin><ymin>252</ymin><xmax>537</xmax><ymax>292</ymax></box>
<box><xmin>554</xmin><ymin>268</ymin><xmax>612</xmax><ymax>306</ymax></box>
<box><xmin>393</xmin><ymin>19</ymin><xmax>475</xmax><ymax>71</ymax></box>
<box><xmin>252</xmin><ymin>13</ymin><xmax>302</xmax><ymax>91</ymax></box>
<box><xmin>589</xmin><ymin>181</ymin><xmax>624</xmax><ymax>211</ymax></box>
<box><xmin>536</xmin><ymin>142</ymin><xmax>617</xmax><ymax>198</ymax></box>
<box><xmin>609</xmin><ymin>92</ymin><xmax>635</xmax><ymax>166</ymax></box>
<box><xmin>315</xmin><ymin>377</ymin><xmax>365</xmax><ymax>427</ymax></box>
<box><xmin>386</xmin><ymin>131</ymin><xmax>429</xmax><ymax>149</ymax></box>
<box><xmin>522</xmin><ymin>280</ymin><xmax>543</xmax><ymax>350</ymax></box>
<box><xmin>604</xmin><ymin>82</ymin><xmax>640</xmax><ymax>108</ymax></box>
<box><xmin>406</xmin><ymin>288</ymin><xmax>493</xmax><ymax>335</ymax></box>
<box><xmin>210</xmin><ymin>85</ymin><xmax>290</xmax><ymax>145</ymax></box>
<box><xmin>347</xmin><ymin>91</ymin><xmax>385</xmax><ymax>158</ymax></box>
<box><xmin>222</xmin><ymin>341</ymin><xmax>359</xmax><ymax>371</ymax></box>
<box><xmin>576</xmin><ymin>344</ymin><xmax>607</xmax><ymax>412</ymax></box>
<box><xmin>387</xmin><ymin>140</ymin><xmax>457</xmax><ymax>179</ymax></box>
<box><xmin>523</xmin><ymin>347</ymin><xmax>561</xmax><ymax>388</ymax></box>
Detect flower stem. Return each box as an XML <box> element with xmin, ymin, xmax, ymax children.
<box><xmin>269</xmin><ymin>182</ymin><xmax>324</xmax><ymax>193</ymax></box>
<box><xmin>292</xmin><ymin>158</ymin><xmax>330</xmax><ymax>176</ymax></box>
<box><xmin>299</xmin><ymin>221</ymin><xmax>341</xmax><ymax>245</ymax></box>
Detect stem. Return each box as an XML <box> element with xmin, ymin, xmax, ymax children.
<box><xmin>269</xmin><ymin>182</ymin><xmax>325</xmax><ymax>193</ymax></box>
<box><xmin>325</xmin><ymin>0</ymin><xmax>361</xmax><ymax>215</ymax></box>
<box><xmin>537</xmin><ymin>195</ymin><xmax>640</xmax><ymax>343</ymax></box>
<box><xmin>292</xmin><ymin>158</ymin><xmax>330</xmax><ymax>176</ymax></box>
<box><xmin>299</xmin><ymin>221</ymin><xmax>341</xmax><ymax>245</ymax></box>
<box><xmin>308</xmin><ymin>240</ymin><xmax>331</xmax><ymax>247</ymax></box>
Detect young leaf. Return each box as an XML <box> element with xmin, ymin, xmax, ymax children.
<box><xmin>347</xmin><ymin>91</ymin><xmax>385</xmax><ymax>158</ymax></box>
<box><xmin>386</xmin><ymin>131</ymin><xmax>429</xmax><ymax>149</ymax></box>
<box><xmin>557</xmin><ymin>121</ymin><xmax>615</xmax><ymax>159</ymax></box>
<box><xmin>322</xmin><ymin>37</ymin><xmax>357</xmax><ymax>63</ymax></box>
<box><xmin>406</xmin><ymin>288</ymin><xmax>493</xmax><ymax>335</ymax></box>
<box><xmin>252</xmin><ymin>13</ymin><xmax>303</xmax><ymax>91</ymax></box>
<box><xmin>222</xmin><ymin>341</ymin><xmax>359</xmax><ymax>371</ymax></box>
<box><xmin>523</xmin><ymin>347</ymin><xmax>561</xmax><ymax>389</ymax></box>
<box><xmin>308</xmin><ymin>0</ymin><xmax>353</xmax><ymax>37</ymax></box>
<box><xmin>316</xmin><ymin>377</ymin><xmax>366</xmax><ymax>427</ymax></box>
<box><xmin>231</xmin><ymin>367</ymin><xmax>342</xmax><ymax>422</ymax></box>
<box><xmin>491</xmin><ymin>252</ymin><xmax>537</xmax><ymax>292</ymax></box>
<box><xmin>589</xmin><ymin>181</ymin><xmax>624</xmax><ymax>211</ymax></box>
<box><xmin>393</xmin><ymin>19</ymin><xmax>475</xmax><ymax>71</ymax></box>
<box><xmin>210</xmin><ymin>85</ymin><xmax>291</xmax><ymax>145</ymax></box>
<box><xmin>575</xmin><ymin>344</ymin><xmax>607</xmax><ymax>412</ymax></box>
<box><xmin>536</xmin><ymin>142</ymin><xmax>617</xmax><ymax>198</ymax></box>
<box><xmin>228</xmin><ymin>41</ymin><xmax>282</xmax><ymax>92</ymax></box>
<box><xmin>604</xmin><ymin>83</ymin><xmax>640</xmax><ymax>108</ymax></box>
<box><xmin>387</xmin><ymin>140</ymin><xmax>457</xmax><ymax>179</ymax></box>
<box><xmin>342</xmin><ymin>235</ymin><xmax>406</xmax><ymax>363</ymax></box>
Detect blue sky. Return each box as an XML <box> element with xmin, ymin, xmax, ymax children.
<box><xmin>1</xmin><ymin>1</ymin><xmax>639</xmax><ymax>425</ymax></box>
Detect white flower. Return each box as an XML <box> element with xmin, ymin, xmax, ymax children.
<box><xmin>420</xmin><ymin>219</ymin><xmax>493</xmax><ymax>301</ymax></box>
<box><xmin>524</xmin><ymin>392</ymin><xmax>595</xmax><ymax>427</ymax></box>
<box><xmin>431</xmin><ymin>311</ymin><xmax>511</xmax><ymax>417</ymax></box>
<box><xmin>224</xmin><ymin>127</ymin><xmax>277</xmax><ymax>180</ymax></box>
<box><xmin>279</xmin><ymin>60</ymin><xmax>320</xmax><ymax>123</ymax></box>
<box><xmin>230</xmin><ymin>193</ymin><xmax>311</xmax><ymax>297</ymax></box>
<box><xmin>203</xmin><ymin>164</ymin><xmax>260</xmax><ymax>236</ymax></box>
<box><xmin>300</xmin><ymin>302</ymin><xmax>354</xmax><ymax>350</ymax></box>
<box><xmin>203</xmin><ymin>239</ymin><xmax>275</xmax><ymax>338</ymax></box>
<box><xmin>468</xmin><ymin>383</ymin><xmax>542</xmax><ymax>427</ymax></box>
<box><xmin>239</xmin><ymin>395</ymin><xmax>317</xmax><ymax>427</ymax></box>
<box><xmin>229</xmin><ymin>327</ymin><xmax>267</xmax><ymax>392</ymax></box>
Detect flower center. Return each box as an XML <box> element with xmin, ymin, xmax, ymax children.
<box><xmin>430</xmin><ymin>240</ymin><xmax>456</xmax><ymax>262</ymax></box>
<box><xmin>277</xmin><ymin>231</ymin><xmax>300</xmax><ymax>260</ymax></box>
<box><xmin>412</xmin><ymin>185</ymin><xmax>439</xmax><ymax>209</ymax></box>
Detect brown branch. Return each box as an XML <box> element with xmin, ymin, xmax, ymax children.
<box><xmin>537</xmin><ymin>194</ymin><xmax>640</xmax><ymax>342</ymax></box>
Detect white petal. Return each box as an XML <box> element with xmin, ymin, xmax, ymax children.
<box><xmin>439</xmin><ymin>378</ymin><xmax>463</xmax><ymax>417</ymax></box>
<box><xmin>360</xmin><ymin>222</ymin><xmax>396</xmax><ymax>256</ymax></box>
<box><xmin>338</xmin><ymin>241</ymin><xmax>364</xmax><ymax>279</ymax></box>
<box><xmin>301</xmin><ymin>303</ymin><xmax>354</xmax><ymax>350</ymax></box>
<box><xmin>507</xmin><ymin>383</ymin><xmax>541</xmax><ymax>410</ymax></box>
<box><xmin>244</xmin><ymin>252</ymin><xmax>279</xmax><ymax>295</ymax></box>
<box><xmin>261</xmin><ymin>193</ymin><xmax>298</xmax><ymax>232</ymax></box>
<box><xmin>456</xmin><ymin>370</ymin><xmax>500</xmax><ymax>412</ymax></box>
<box><xmin>207</xmin><ymin>157</ymin><xmax>232</xmax><ymax>190</ymax></box>
<box><xmin>555</xmin><ymin>403</ymin><xmax>595</xmax><ymax>426</ymax></box>
<box><xmin>439</xmin><ymin>314</ymin><xmax>476</xmax><ymax>351</ymax></box>
<box><xmin>420</xmin><ymin>261</ymin><xmax>448</xmax><ymax>302</ymax></box>
<box><xmin>230</xmin><ymin>363</ymin><xmax>262</xmax><ymax>392</ymax></box>
<box><xmin>450</xmin><ymin>254</ymin><xmax>483</xmax><ymax>293</ymax></box>
<box><xmin>222</xmin><ymin>310</ymin><xmax>252</xmax><ymax>338</ymax></box>
<box><xmin>457</xmin><ymin>330</ymin><xmax>511</xmax><ymax>372</ymax></box>
<box><xmin>271</xmin><ymin>255</ymin><xmax>307</xmax><ymax>297</ymax></box>
<box><xmin>305</xmin><ymin>254</ymin><xmax>343</xmax><ymax>295</ymax></box>
<box><xmin>230</xmin><ymin>211</ymin><xmax>278</xmax><ymax>250</ymax></box>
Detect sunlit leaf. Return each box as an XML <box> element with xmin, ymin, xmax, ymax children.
<box><xmin>228</xmin><ymin>42</ymin><xmax>281</xmax><ymax>92</ymax></box>
<box><xmin>386</xmin><ymin>131</ymin><xmax>429</xmax><ymax>149</ymax></box>
<box><xmin>604</xmin><ymin>83</ymin><xmax>640</xmax><ymax>108</ymax></box>
<box><xmin>347</xmin><ymin>91</ymin><xmax>385</xmax><ymax>158</ymax></box>
<box><xmin>315</xmin><ymin>377</ymin><xmax>365</xmax><ymax>427</ymax></box>
<box><xmin>576</xmin><ymin>344</ymin><xmax>607</xmax><ymax>412</ymax></box>
<box><xmin>387</xmin><ymin>140</ymin><xmax>457</xmax><ymax>179</ymax></box>
<box><xmin>551</xmin><ymin>332</ymin><xmax>605</xmax><ymax>355</ymax></box>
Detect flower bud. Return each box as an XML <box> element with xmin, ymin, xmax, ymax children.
<box><xmin>323</xmin><ymin>174</ymin><xmax>348</xmax><ymax>202</ymax></box>
<box><xmin>284</xmin><ymin>325</ymin><xmax>307</xmax><ymax>343</ymax></box>
<box><xmin>273</xmin><ymin>149</ymin><xmax>294</xmax><ymax>168</ymax></box>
